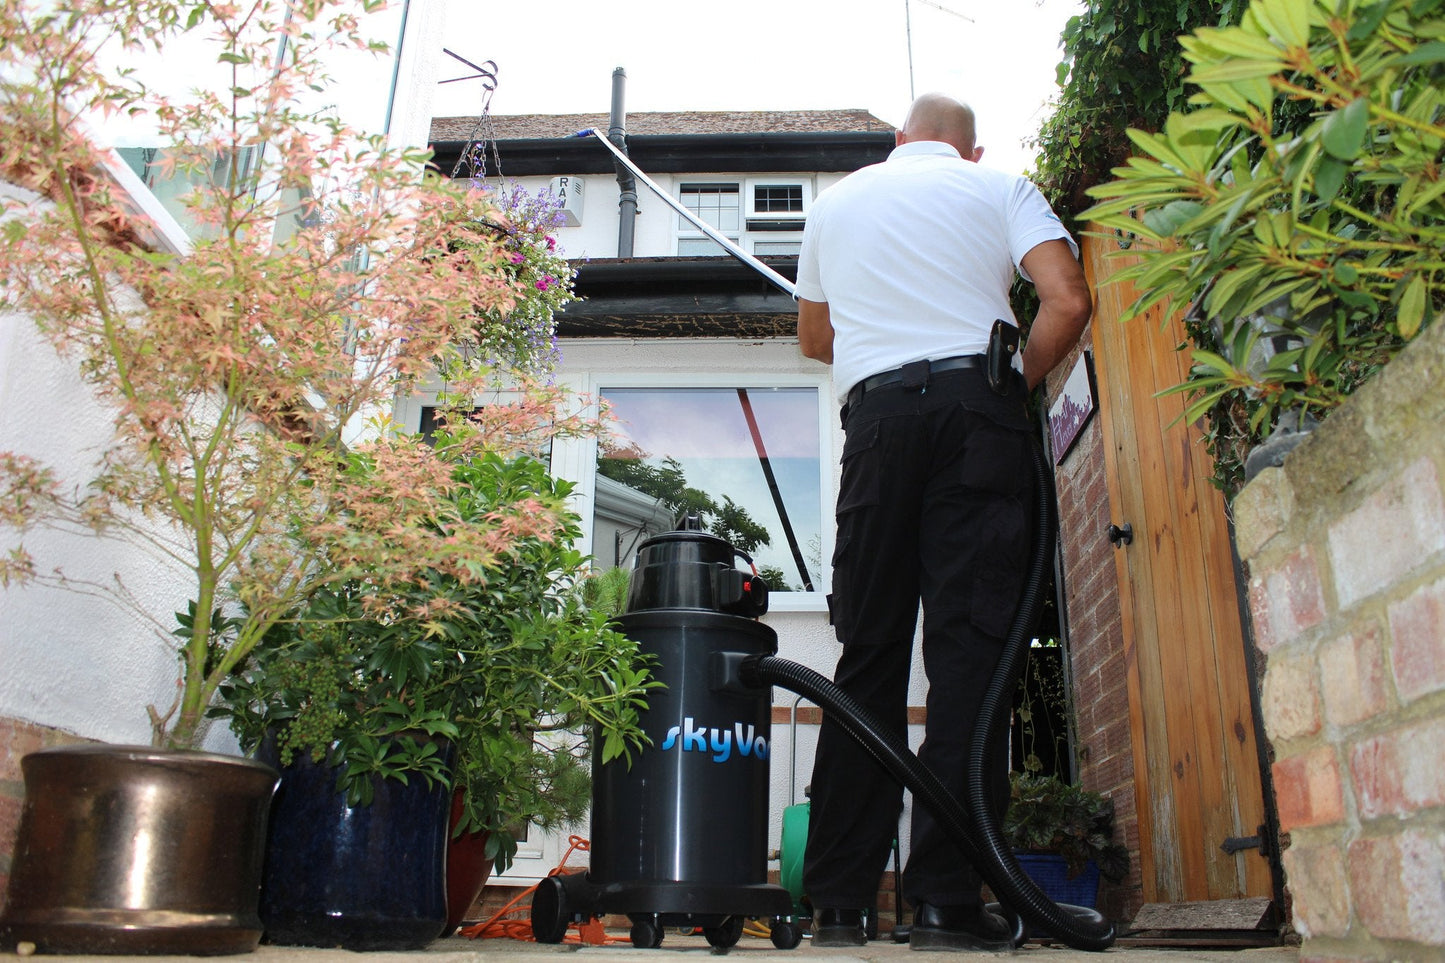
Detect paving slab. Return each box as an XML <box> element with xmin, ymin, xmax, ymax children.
<box><xmin>5</xmin><ymin>931</ymin><xmax>1300</xmax><ymax>963</ymax></box>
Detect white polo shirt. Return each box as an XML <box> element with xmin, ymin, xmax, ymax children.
<box><xmin>794</xmin><ymin>140</ymin><xmax>1077</xmax><ymax>404</ymax></box>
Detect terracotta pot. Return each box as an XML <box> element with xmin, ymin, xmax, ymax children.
<box><xmin>0</xmin><ymin>744</ymin><xmax>278</xmax><ymax>955</ymax></box>
<box><xmin>443</xmin><ymin>790</ymin><xmax>493</xmax><ymax>932</ymax></box>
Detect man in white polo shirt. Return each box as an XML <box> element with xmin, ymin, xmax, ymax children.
<box><xmin>795</xmin><ymin>92</ymin><xmax>1092</xmax><ymax>952</ymax></box>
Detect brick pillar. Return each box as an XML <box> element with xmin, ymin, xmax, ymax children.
<box><xmin>1233</xmin><ymin>314</ymin><xmax>1445</xmax><ymax>959</ymax></box>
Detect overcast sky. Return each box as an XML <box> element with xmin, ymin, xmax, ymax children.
<box><xmin>97</xmin><ymin>0</ymin><xmax>1083</xmax><ymax>179</ymax></box>
<box><xmin>430</xmin><ymin>0</ymin><xmax>1085</xmax><ymax>177</ymax></box>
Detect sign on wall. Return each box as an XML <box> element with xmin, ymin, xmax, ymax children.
<box><xmin>549</xmin><ymin>176</ymin><xmax>584</xmax><ymax>227</ymax></box>
<box><xmin>1048</xmin><ymin>351</ymin><xmax>1097</xmax><ymax>465</ymax></box>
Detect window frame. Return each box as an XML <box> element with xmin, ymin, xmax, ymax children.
<box><xmin>675</xmin><ymin>181</ymin><xmax>742</xmax><ymax>255</ymax></box>
<box><xmin>553</xmin><ymin>369</ymin><xmax>832</xmax><ymax>613</ymax></box>
<box><xmin>674</xmin><ymin>177</ymin><xmax>812</xmax><ymax>258</ymax></box>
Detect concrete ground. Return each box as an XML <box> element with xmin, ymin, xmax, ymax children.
<box><xmin>5</xmin><ymin>930</ymin><xmax>1300</xmax><ymax>963</ymax></box>
<box><xmin>419</xmin><ymin>930</ymin><xmax>1301</xmax><ymax>962</ymax></box>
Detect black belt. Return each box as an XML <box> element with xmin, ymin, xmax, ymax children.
<box><xmin>845</xmin><ymin>354</ymin><xmax>985</xmax><ymax>409</ymax></box>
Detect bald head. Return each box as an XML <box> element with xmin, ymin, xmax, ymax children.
<box><xmin>897</xmin><ymin>93</ymin><xmax>981</xmax><ymax>160</ymax></box>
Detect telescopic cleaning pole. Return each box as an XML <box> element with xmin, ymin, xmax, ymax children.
<box><xmin>577</xmin><ymin>128</ymin><xmax>799</xmax><ymax>299</ymax></box>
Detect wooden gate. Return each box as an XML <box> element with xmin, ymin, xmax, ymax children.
<box><xmin>1082</xmin><ymin>232</ymin><xmax>1274</xmax><ymax>905</ymax></box>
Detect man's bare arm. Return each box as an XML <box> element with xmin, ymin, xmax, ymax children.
<box><xmin>1019</xmin><ymin>239</ymin><xmax>1093</xmax><ymax>389</ymax></box>
<box><xmin>797</xmin><ymin>297</ymin><xmax>834</xmax><ymax>365</ymax></box>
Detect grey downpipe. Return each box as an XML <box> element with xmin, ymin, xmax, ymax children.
<box><xmin>741</xmin><ymin>439</ymin><xmax>1116</xmax><ymax>952</ymax></box>
<box><xmin>608</xmin><ymin>67</ymin><xmax>637</xmax><ymax>258</ymax></box>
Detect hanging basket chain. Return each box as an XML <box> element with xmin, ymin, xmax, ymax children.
<box><xmin>445</xmin><ymin>55</ymin><xmax>502</xmax><ymax>183</ymax></box>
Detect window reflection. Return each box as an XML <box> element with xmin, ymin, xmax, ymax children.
<box><xmin>595</xmin><ymin>387</ymin><xmax>822</xmax><ymax>593</ymax></box>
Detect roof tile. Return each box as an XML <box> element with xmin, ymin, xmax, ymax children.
<box><xmin>431</xmin><ymin>109</ymin><xmax>894</xmax><ymax>142</ymax></box>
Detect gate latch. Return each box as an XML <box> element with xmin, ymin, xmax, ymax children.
<box><xmin>1221</xmin><ymin>826</ymin><xmax>1270</xmax><ymax>857</ymax></box>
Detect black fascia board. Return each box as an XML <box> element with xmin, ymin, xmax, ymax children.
<box><xmin>431</xmin><ymin>130</ymin><xmax>894</xmax><ymax>178</ymax></box>
<box><xmin>555</xmin><ymin>256</ymin><xmax>799</xmax><ymax>335</ymax></box>
<box><xmin>573</xmin><ymin>256</ymin><xmax>798</xmax><ymax>289</ymax></box>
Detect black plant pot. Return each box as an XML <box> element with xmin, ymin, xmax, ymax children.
<box><xmin>0</xmin><ymin>744</ymin><xmax>278</xmax><ymax>955</ymax></box>
<box><xmin>256</xmin><ymin>737</ymin><xmax>455</xmax><ymax>950</ymax></box>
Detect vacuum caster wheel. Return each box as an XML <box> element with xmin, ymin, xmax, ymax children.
<box><xmin>630</xmin><ymin>917</ymin><xmax>664</xmax><ymax>949</ymax></box>
<box><xmin>530</xmin><ymin>875</ymin><xmax>570</xmax><ymax>944</ymax></box>
<box><xmin>770</xmin><ymin>918</ymin><xmax>803</xmax><ymax>949</ymax></box>
<box><xmin>704</xmin><ymin>915</ymin><xmax>744</xmax><ymax>949</ymax></box>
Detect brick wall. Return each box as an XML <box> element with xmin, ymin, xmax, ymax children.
<box><xmin>1047</xmin><ymin>337</ymin><xmax>1142</xmax><ymax>925</ymax></box>
<box><xmin>0</xmin><ymin>715</ymin><xmax>90</xmax><ymax>914</ymax></box>
<box><xmin>1233</xmin><ymin>315</ymin><xmax>1445</xmax><ymax>960</ymax></box>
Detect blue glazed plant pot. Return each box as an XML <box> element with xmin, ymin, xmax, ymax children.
<box><xmin>1013</xmin><ymin>852</ymin><xmax>1100</xmax><ymax>939</ymax></box>
<box><xmin>257</xmin><ymin>738</ymin><xmax>454</xmax><ymax>950</ymax></box>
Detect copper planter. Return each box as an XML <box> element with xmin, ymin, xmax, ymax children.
<box><xmin>0</xmin><ymin>744</ymin><xmax>278</xmax><ymax>955</ymax></box>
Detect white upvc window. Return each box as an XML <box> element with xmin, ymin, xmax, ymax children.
<box><xmin>393</xmin><ymin>370</ymin><xmax>832</xmax><ymax>612</ymax></box>
<box><xmin>677</xmin><ymin>182</ymin><xmax>741</xmax><ymax>255</ymax></box>
<box><xmin>676</xmin><ymin>178</ymin><xmax>811</xmax><ymax>257</ymax></box>
<box><xmin>548</xmin><ymin>369</ymin><xmax>831</xmax><ymax>612</ymax></box>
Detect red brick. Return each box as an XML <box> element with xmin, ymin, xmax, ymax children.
<box><xmin>1273</xmin><ymin>746</ymin><xmax>1345</xmax><ymax>830</ymax></box>
<box><xmin>1281</xmin><ymin>840</ymin><xmax>1351</xmax><ymax>939</ymax></box>
<box><xmin>1348</xmin><ymin>830</ymin><xmax>1445</xmax><ymax>945</ymax></box>
<box><xmin>0</xmin><ymin>717</ymin><xmax>47</xmax><ymax>778</ymax></box>
<box><xmin>1350</xmin><ymin>717</ymin><xmax>1445</xmax><ymax>819</ymax></box>
<box><xmin>1249</xmin><ymin>546</ymin><xmax>1327</xmax><ymax>654</ymax></box>
<box><xmin>1318</xmin><ymin>621</ymin><xmax>1390</xmax><ymax>728</ymax></box>
<box><xmin>1387</xmin><ymin>575</ymin><xmax>1445</xmax><ymax>703</ymax></box>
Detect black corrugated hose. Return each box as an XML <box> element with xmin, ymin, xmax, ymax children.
<box><xmin>741</xmin><ymin>438</ymin><xmax>1116</xmax><ymax>951</ymax></box>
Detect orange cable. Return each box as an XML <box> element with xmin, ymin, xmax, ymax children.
<box><xmin>456</xmin><ymin>835</ymin><xmax>630</xmax><ymax>945</ymax></box>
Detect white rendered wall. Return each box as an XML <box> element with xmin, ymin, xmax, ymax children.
<box><xmin>506</xmin><ymin>169</ymin><xmax>858</xmax><ymax>261</ymax></box>
<box><xmin>0</xmin><ymin>3</ymin><xmax>446</xmax><ymax>752</ymax></box>
<box><xmin>0</xmin><ymin>306</ymin><xmax>220</xmax><ymax>749</ymax></box>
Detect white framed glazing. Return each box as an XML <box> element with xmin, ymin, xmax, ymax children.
<box><xmin>551</xmin><ymin>367</ymin><xmax>833</xmax><ymax>615</ymax></box>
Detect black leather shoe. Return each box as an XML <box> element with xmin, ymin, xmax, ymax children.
<box><xmin>811</xmin><ymin>908</ymin><xmax>867</xmax><ymax>947</ymax></box>
<box><xmin>909</xmin><ymin>902</ymin><xmax>1015</xmax><ymax>953</ymax></box>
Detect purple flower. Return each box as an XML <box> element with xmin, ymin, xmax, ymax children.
<box><xmin>510</xmin><ymin>252</ymin><xmax>526</xmax><ymax>264</ymax></box>
<box><xmin>535</xmin><ymin>276</ymin><xmax>553</xmax><ymax>291</ymax></box>
<box><xmin>544</xmin><ymin>236</ymin><xmax>556</xmax><ymax>251</ymax></box>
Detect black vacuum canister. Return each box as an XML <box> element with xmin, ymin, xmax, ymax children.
<box><xmin>588</xmin><ymin>525</ymin><xmax>791</xmax><ymax>918</ymax></box>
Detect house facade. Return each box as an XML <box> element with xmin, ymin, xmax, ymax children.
<box><xmin>422</xmin><ymin>107</ymin><xmax>912</xmax><ymax>888</ymax></box>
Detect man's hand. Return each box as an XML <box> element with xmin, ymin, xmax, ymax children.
<box><xmin>1020</xmin><ymin>239</ymin><xmax>1092</xmax><ymax>389</ymax></box>
<box><xmin>797</xmin><ymin>297</ymin><xmax>834</xmax><ymax>364</ymax></box>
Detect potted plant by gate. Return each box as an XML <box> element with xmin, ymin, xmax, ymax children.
<box><xmin>212</xmin><ymin>445</ymin><xmax>657</xmax><ymax>948</ymax></box>
<box><xmin>0</xmin><ymin>0</ymin><xmax>575</xmax><ymax>953</ymax></box>
<box><xmin>1003</xmin><ymin>772</ymin><xmax>1130</xmax><ymax>932</ymax></box>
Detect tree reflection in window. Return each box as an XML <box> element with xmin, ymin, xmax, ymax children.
<box><xmin>595</xmin><ymin>387</ymin><xmax>822</xmax><ymax>593</ymax></box>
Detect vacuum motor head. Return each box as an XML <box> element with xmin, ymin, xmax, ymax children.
<box><xmin>626</xmin><ymin>518</ymin><xmax>769</xmax><ymax>617</ymax></box>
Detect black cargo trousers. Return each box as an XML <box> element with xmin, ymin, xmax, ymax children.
<box><xmin>802</xmin><ymin>361</ymin><xmax>1036</xmax><ymax>913</ymax></box>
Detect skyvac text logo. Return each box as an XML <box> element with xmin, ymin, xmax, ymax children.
<box><xmin>659</xmin><ymin>717</ymin><xmax>769</xmax><ymax>764</ymax></box>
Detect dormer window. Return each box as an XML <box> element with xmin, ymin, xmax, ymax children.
<box><xmin>677</xmin><ymin>183</ymin><xmax>740</xmax><ymax>256</ymax></box>
<box><xmin>677</xmin><ymin>178</ymin><xmax>810</xmax><ymax>257</ymax></box>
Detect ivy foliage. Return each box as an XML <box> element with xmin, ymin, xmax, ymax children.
<box><xmin>1031</xmin><ymin>0</ymin><xmax>1247</xmax><ymax>220</ymax></box>
<box><xmin>1081</xmin><ymin>0</ymin><xmax>1445</xmax><ymax>491</ymax></box>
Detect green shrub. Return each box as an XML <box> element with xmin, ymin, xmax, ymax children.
<box><xmin>1005</xmin><ymin>773</ymin><xmax>1131</xmax><ymax>883</ymax></box>
<box><xmin>1081</xmin><ymin>0</ymin><xmax>1445</xmax><ymax>492</ymax></box>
